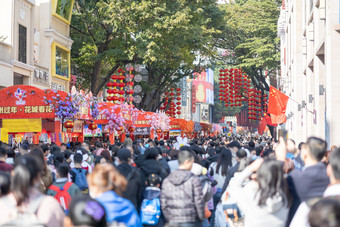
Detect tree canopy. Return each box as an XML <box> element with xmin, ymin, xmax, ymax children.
<box><xmin>71</xmin><ymin>0</ymin><xmax>223</xmax><ymax>111</ymax></box>
<box><xmin>215</xmin><ymin>0</ymin><xmax>281</xmax><ymax>91</ymax></box>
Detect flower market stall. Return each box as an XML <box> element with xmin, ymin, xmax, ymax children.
<box><xmin>0</xmin><ymin>85</ymin><xmax>70</xmax><ymax>145</ymax></box>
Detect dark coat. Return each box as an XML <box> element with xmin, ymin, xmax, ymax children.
<box><xmin>160</xmin><ymin>169</ymin><xmax>205</xmax><ymax>223</ymax></box>
<box><xmin>117</xmin><ymin>163</ymin><xmax>143</xmax><ymax>212</ymax></box>
<box><xmin>138</xmin><ymin>159</ymin><xmax>168</xmax><ymax>192</ymax></box>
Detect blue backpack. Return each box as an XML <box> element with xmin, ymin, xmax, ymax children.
<box><xmin>71</xmin><ymin>168</ymin><xmax>88</xmax><ymax>191</ymax></box>
<box><xmin>140</xmin><ymin>197</ymin><xmax>161</xmax><ymax>225</ymax></box>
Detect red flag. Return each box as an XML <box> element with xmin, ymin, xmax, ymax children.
<box><xmin>267</xmin><ymin>86</ymin><xmax>289</xmax><ymax>115</ymax></box>
<box><xmin>258</xmin><ymin>117</ymin><xmax>267</xmax><ymax>135</ymax></box>
<box><xmin>270</xmin><ymin>113</ymin><xmax>287</xmax><ymax>125</ymax></box>
<box><xmin>265</xmin><ymin>114</ymin><xmax>278</xmax><ymax>126</ymax></box>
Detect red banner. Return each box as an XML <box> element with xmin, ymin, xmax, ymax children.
<box><xmin>0</xmin><ymin>85</ymin><xmax>66</xmax><ymax>119</ymax></box>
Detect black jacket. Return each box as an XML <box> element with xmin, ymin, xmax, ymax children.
<box><xmin>116</xmin><ymin>163</ymin><xmax>142</xmax><ymax>212</ymax></box>
<box><xmin>138</xmin><ymin>159</ymin><xmax>168</xmax><ymax>192</ymax></box>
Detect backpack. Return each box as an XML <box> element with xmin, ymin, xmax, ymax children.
<box><xmin>2</xmin><ymin>195</ymin><xmax>46</xmax><ymax>227</ymax></box>
<box><xmin>140</xmin><ymin>197</ymin><xmax>161</xmax><ymax>225</ymax></box>
<box><xmin>48</xmin><ymin>182</ymin><xmax>72</xmax><ymax>211</ymax></box>
<box><xmin>221</xmin><ymin>191</ymin><xmax>242</xmax><ymax>221</ymax></box>
<box><xmin>71</xmin><ymin>168</ymin><xmax>88</xmax><ymax>191</ymax></box>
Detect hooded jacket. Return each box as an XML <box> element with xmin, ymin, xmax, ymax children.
<box><xmin>117</xmin><ymin>163</ymin><xmax>142</xmax><ymax>211</ymax></box>
<box><xmin>96</xmin><ymin>190</ymin><xmax>141</xmax><ymax>227</ymax></box>
<box><xmin>138</xmin><ymin>159</ymin><xmax>168</xmax><ymax>192</ymax></box>
<box><xmin>160</xmin><ymin>169</ymin><xmax>205</xmax><ymax>223</ymax></box>
<box><xmin>228</xmin><ymin>167</ymin><xmax>289</xmax><ymax>227</ymax></box>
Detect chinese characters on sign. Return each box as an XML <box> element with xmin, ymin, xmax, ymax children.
<box><xmin>134</xmin><ymin>127</ymin><xmax>151</xmax><ymax>136</ymax></box>
<box><xmin>0</xmin><ymin>106</ymin><xmax>52</xmax><ymax>114</ymax></box>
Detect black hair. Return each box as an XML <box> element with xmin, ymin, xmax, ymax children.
<box><xmin>236</xmin><ymin>149</ymin><xmax>247</xmax><ymax>159</ymax></box>
<box><xmin>169</xmin><ymin>149</ymin><xmax>179</xmax><ymax>160</ymax></box>
<box><xmin>0</xmin><ymin>171</ymin><xmax>11</xmax><ymax>196</ymax></box>
<box><xmin>255</xmin><ymin>146</ymin><xmax>263</xmax><ymax>156</ymax></box>
<box><xmin>61</xmin><ymin>143</ymin><xmax>67</xmax><ymax>147</ymax></box>
<box><xmin>7</xmin><ymin>148</ymin><xmax>15</xmax><ymax>158</ymax></box>
<box><xmin>13</xmin><ymin>154</ymin><xmax>42</xmax><ymax>205</ymax></box>
<box><xmin>298</xmin><ymin>142</ymin><xmax>305</xmax><ymax>151</ymax></box>
<box><xmin>74</xmin><ymin>153</ymin><xmax>83</xmax><ymax>164</ymax></box>
<box><xmin>0</xmin><ymin>147</ymin><xmax>7</xmax><ymax>158</ymax></box>
<box><xmin>178</xmin><ymin>150</ymin><xmax>194</xmax><ymax>165</ymax></box>
<box><xmin>256</xmin><ymin>159</ymin><xmax>287</xmax><ymax>207</ymax></box>
<box><xmin>64</xmin><ymin>150</ymin><xmax>73</xmax><ymax>160</ymax></box>
<box><xmin>207</xmin><ymin>148</ymin><xmax>215</xmax><ymax>157</ymax></box>
<box><xmin>68</xmin><ymin>195</ymin><xmax>107</xmax><ymax>227</ymax></box>
<box><xmin>308</xmin><ymin>197</ymin><xmax>340</xmax><ymax>227</ymax></box>
<box><xmin>306</xmin><ymin>137</ymin><xmax>327</xmax><ymax>161</ymax></box>
<box><xmin>57</xmin><ymin>163</ymin><xmax>69</xmax><ymax>178</ymax></box>
<box><xmin>216</xmin><ymin>148</ymin><xmax>232</xmax><ymax>176</ymax></box>
<box><xmin>144</xmin><ymin>147</ymin><xmax>159</xmax><ymax>160</ymax></box>
<box><xmin>329</xmin><ymin>148</ymin><xmax>340</xmax><ymax>180</ymax></box>
<box><xmin>30</xmin><ymin>147</ymin><xmax>47</xmax><ymax>174</ymax></box>
<box><xmin>94</xmin><ymin>156</ymin><xmax>105</xmax><ymax>166</ymax></box>
<box><xmin>53</xmin><ymin>152</ymin><xmax>65</xmax><ymax>167</ymax></box>
<box><xmin>40</xmin><ymin>144</ymin><xmax>50</xmax><ymax>154</ymax></box>
<box><xmin>159</xmin><ymin>140</ymin><xmax>165</xmax><ymax>146</ymax></box>
<box><xmin>50</xmin><ymin>145</ymin><xmax>61</xmax><ymax>155</ymax></box>
<box><xmin>94</xmin><ymin>141</ymin><xmax>103</xmax><ymax>148</ymax></box>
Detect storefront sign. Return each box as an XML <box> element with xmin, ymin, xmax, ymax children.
<box><xmin>134</xmin><ymin>127</ymin><xmax>151</xmax><ymax>136</ymax></box>
<box><xmin>3</xmin><ymin>119</ymin><xmax>42</xmax><ymax>133</ymax></box>
<box><xmin>84</xmin><ymin>124</ymin><xmax>102</xmax><ymax>137</ymax></box>
<box><xmin>0</xmin><ymin>85</ymin><xmax>59</xmax><ymax>119</ymax></box>
<box><xmin>51</xmin><ymin>82</ymin><xmax>66</xmax><ymax>92</ymax></box>
<box><xmin>169</xmin><ymin>130</ymin><xmax>181</xmax><ymax>137</ymax></box>
<box><xmin>0</xmin><ymin>128</ymin><xmax>8</xmax><ymax>143</ymax></box>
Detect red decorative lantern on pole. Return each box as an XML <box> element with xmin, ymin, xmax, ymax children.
<box><xmin>88</xmin><ymin>123</ymin><xmax>98</xmax><ymax>131</ymax></box>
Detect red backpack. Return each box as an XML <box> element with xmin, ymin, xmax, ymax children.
<box><xmin>49</xmin><ymin>182</ymin><xmax>73</xmax><ymax>210</ymax></box>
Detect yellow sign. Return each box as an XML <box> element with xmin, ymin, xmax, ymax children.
<box><xmin>3</xmin><ymin>119</ymin><xmax>42</xmax><ymax>133</ymax></box>
<box><xmin>0</xmin><ymin>128</ymin><xmax>8</xmax><ymax>143</ymax></box>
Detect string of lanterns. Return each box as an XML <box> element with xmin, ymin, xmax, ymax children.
<box><xmin>106</xmin><ymin>64</ymin><xmax>143</xmax><ymax>104</ymax></box>
<box><xmin>160</xmin><ymin>87</ymin><xmax>182</xmax><ymax>118</ymax></box>
<box><xmin>219</xmin><ymin>68</ymin><xmax>268</xmax><ymax>122</ymax></box>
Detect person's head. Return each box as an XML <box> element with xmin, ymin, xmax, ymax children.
<box><xmin>327</xmin><ymin>148</ymin><xmax>340</xmax><ymax>184</ymax></box>
<box><xmin>308</xmin><ymin>198</ymin><xmax>340</xmax><ymax>227</ymax></box>
<box><xmin>178</xmin><ymin>150</ymin><xmax>194</xmax><ymax>171</ymax></box>
<box><xmin>301</xmin><ymin>137</ymin><xmax>327</xmax><ymax>163</ymax></box>
<box><xmin>50</xmin><ymin>145</ymin><xmax>61</xmax><ymax>155</ymax></box>
<box><xmin>228</xmin><ymin>141</ymin><xmax>241</xmax><ymax>154</ymax></box>
<box><xmin>117</xmin><ymin>148</ymin><xmax>132</xmax><ymax>164</ymax></box>
<box><xmin>57</xmin><ymin>163</ymin><xmax>69</xmax><ymax>178</ymax></box>
<box><xmin>87</xmin><ymin>164</ymin><xmax>127</xmax><ymax>197</ymax></box>
<box><xmin>40</xmin><ymin>144</ymin><xmax>50</xmax><ymax>157</ymax></box>
<box><xmin>255</xmin><ymin>146</ymin><xmax>262</xmax><ymax>157</ymax></box>
<box><xmin>0</xmin><ymin>147</ymin><xmax>7</xmax><ymax>161</ymax></box>
<box><xmin>148</xmin><ymin>174</ymin><xmax>161</xmax><ymax>188</ymax></box>
<box><xmin>65</xmin><ymin>195</ymin><xmax>106</xmax><ymax>227</ymax></box>
<box><xmin>248</xmin><ymin>141</ymin><xmax>255</xmax><ymax>148</ymax></box>
<box><xmin>94</xmin><ymin>156</ymin><xmax>107</xmax><ymax>166</ymax></box>
<box><xmin>94</xmin><ymin>141</ymin><xmax>103</xmax><ymax>149</ymax></box>
<box><xmin>13</xmin><ymin>154</ymin><xmax>42</xmax><ymax>205</ymax></box>
<box><xmin>19</xmin><ymin>143</ymin><xmax>29</xmax><ymax>155</ymax></box>
<box><xmin>74</xmin><ymin>153</ymin><xmax>83</xmax><ymax>165</ymax></box>
<box><xmin>169</xmin><ymin>149</ymin><xmax>179</xmax><ymax>160</ymax></box>
<box><xmin>144</xmin><ymin>147</ymin><xmax>159</xmax><ymax>160</ymax></box>
<box><xmin>236</xmin><ymin>149</ymin><xmax>247</xmax><ymax>162</ymax></box>
<box><xmin>64</xmin><ymin>150</ymin><xmax>73</xmax><ymax>162</ymax></box>
<box><xmin>0</xmin><ymin>171</ymin><xmax>10</xmax><ymax>197</ymax></box>
<box><xmin>287</xmin><ymin>139</ymin><xmax>296</xmax><ymax>154</ymax></box>
<box><xmin>81</xmin><ymin>141</ymin><xmax>90</xmax><ymax>152</ymax></box>
<box><xmin>61</xmin><ymin>143</ymin><xmax>67</xmax><ymax>151</ymax></box>
<box><xmin>216</xmin><ymin>148</ymin><xmax>232</xmax><ymax>176</ymax></box>
<box><xmin>256</xmin><ymin>159</ymin><xmax>286</xmax><ymax>206</ymax></box>
<box><xmin>159</xmin><ymin>140</ymin><xmax>165</xmax><ymax>147</ymax></box>
<box><xmin>126</xmin><ymin>145</ymin><xmax>134</xmax><ymax>157</ymax></box>
<box><xmin>53</xmin><ymin>152</ymin><xmax>65</xmax><ymax>167</ymax></box>
<box><xmin>101</xmin><ymin>150</ymin><xmax>112</xmax><ymax>162</ymax></box>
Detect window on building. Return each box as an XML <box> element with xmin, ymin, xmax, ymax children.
<box><xmin>54</xmin><ymin>0</ymin><xmax>74</xmax><ymax>22</ymax></box>
<box><xmin>18</xmin><ymin>24</ymin><xmax>27</xmax><ymax>63</ymax></box>
<box><xmin>55</xmin><ymin>46</ymin><xmax>70</xmax><ymax>78</ymax></box>
<box><xmin>13</xmin><ymin>73</ymin><xmax>24</xmax><ymax>85</ymax></box>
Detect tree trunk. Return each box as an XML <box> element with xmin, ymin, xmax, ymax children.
<box><xmin>91</xmin><ymin>60</ymin><xmax>102</xmax><ymax>96</ymax></box>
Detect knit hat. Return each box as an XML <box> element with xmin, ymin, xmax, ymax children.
<box><xmin>148</xmin><ymin>174</ymin><xmax>161</xmax><ymax>187</ymax></box>
<box><xmin>117</xmin><ymin>148</ymin><xmax>131</xmax><ymax>162</ymax></box>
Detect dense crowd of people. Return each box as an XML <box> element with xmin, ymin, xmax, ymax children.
<box><xmin>0</xmin><ymin>135</ymin><xmax>338</xmax><ymax>227</ymax></box>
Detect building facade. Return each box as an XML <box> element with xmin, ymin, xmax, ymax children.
<box><xmin>0</xmin><ymin>0</ymin><xmax>73</xmax><ymax>91</ymax></box>
<box><xmin>278</xmin><ymin>0</ymin><xmax>340</xmax><ymax>147</ymax></box>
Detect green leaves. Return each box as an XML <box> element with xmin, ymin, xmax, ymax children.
<box><xmin>216</xmin><ymin>0</ymin><xmax>280</xmax><ymax>91</ymax></box>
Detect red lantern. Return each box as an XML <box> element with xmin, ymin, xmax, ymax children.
<box><xmin>128</xmin><ymin>126</ymin><xmax>135</xmax><ymax>133</ymax></box>
<box><xmin>156</xmin><ymin>129</ymin><xmax>162</xmax><ymax>134</ymax></box>
<box><xmin>111</xmin><ymin>75</ymin><xmax>118</xmax><ymax>80</ymax></box>
<box><xmin>118</xmin><ymin>75</ymin><xmax>125</xmax><ymax>80</ymax></box>
<box><xmin>88</xmin><ymin>123</ymin><xmax>98</xmax><ymax>131</ymax></box>
<box><xmin>64</xmin><ymin>121</ymin><xmax>74</xmax><ymax>129</ymax></box>
<box><xmin>176</xmin><ymin>111</ymin><xmax>181</xmax><ymax>115</ymax></box>
<box><xmin>118</xmin><ymin>90</ymin><xmax>125</xmax><ymax>95</ymax></box>
<box><xmin>176</xmin><ymin>88</ymin><xmax>181</xmax><ymax>92</ymax></box>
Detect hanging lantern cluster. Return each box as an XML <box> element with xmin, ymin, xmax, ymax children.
<box><xmin>247</xmin><ymin>88</ymin><xmax>268</xmax><ymax>121</ymax></box>
<box><xmin>160</xmin><ymin>87</ymin><xmax>182</xmax><ymax>118</ymax></box>
<box><xmin>106</xmin><ymin>64</ymin><xmax>143</xmax><ymax>104</ymax></box>
<box><xmin>218</xmin><ymin>68</ymin><xmax>250</xmax><ymax>108</ymax></box>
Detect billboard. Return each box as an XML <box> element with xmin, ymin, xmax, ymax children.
<box><xmin>192</xmin><ymin>68</ymin><xmax>214</xmax><ymax>104</ymax></box>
